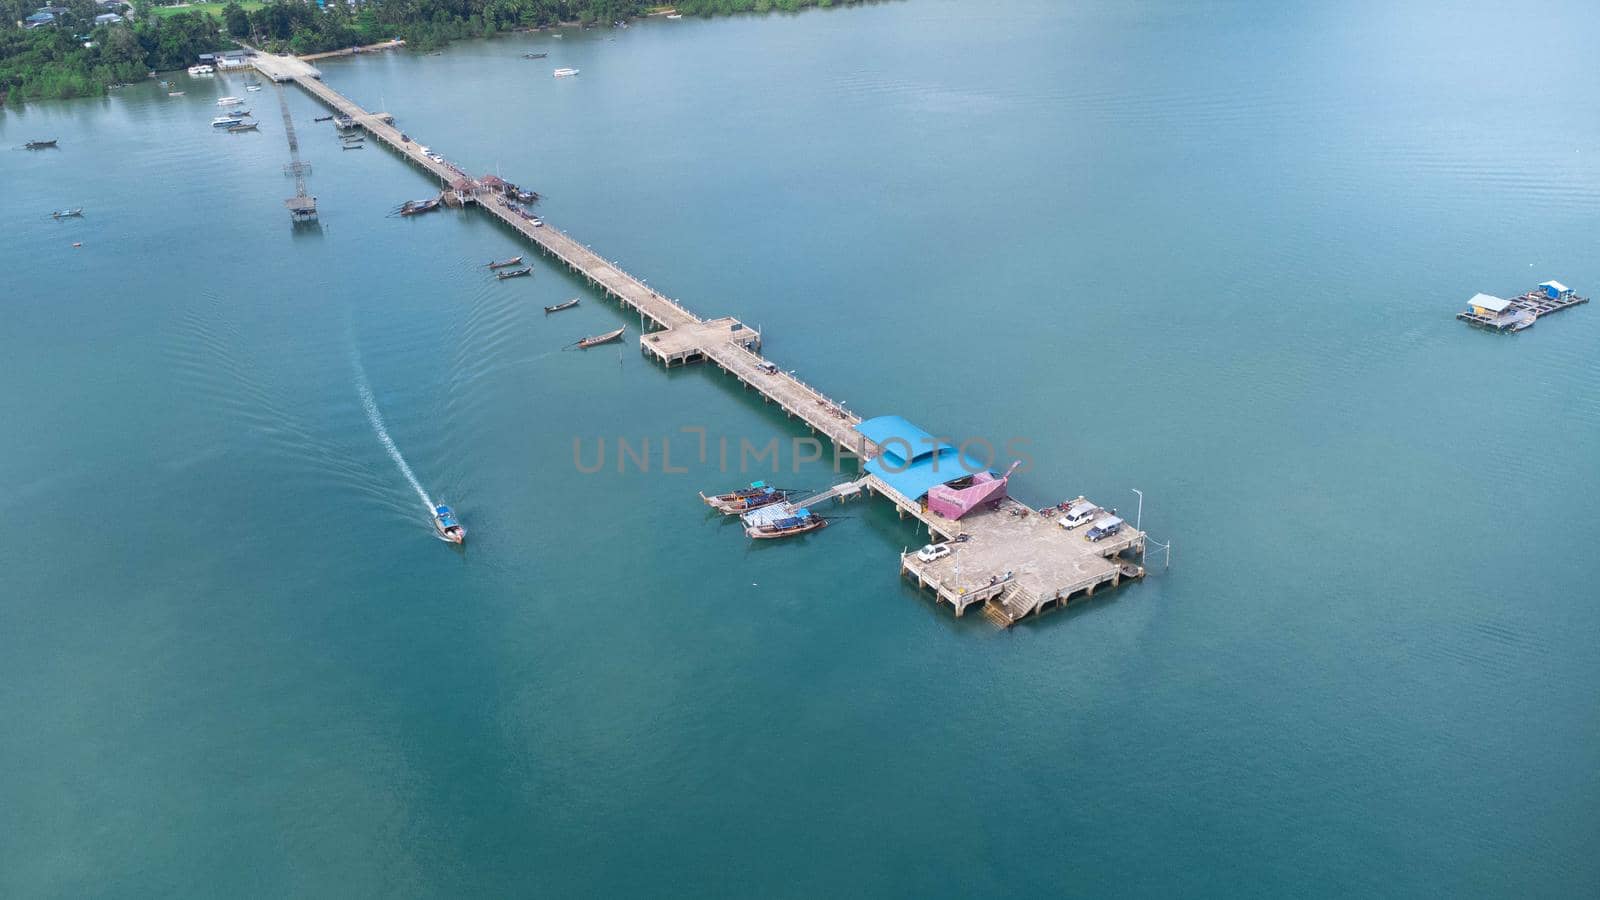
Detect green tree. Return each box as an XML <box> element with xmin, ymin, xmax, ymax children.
<box><xmin>223</xmin><ymin>2</ymin><xmax>249</xmax><ymax>37</ymax></box>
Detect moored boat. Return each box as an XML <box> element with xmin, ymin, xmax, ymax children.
<box><xmin>544</xmin><ymin>297</ymin><xmax>580</xmax><ymax>313</ymax></box>
<box><xmin>246</xmin><ymin>84</ymin><xmax>262</xmax><ymax>92</ymax></box>
<box><xmin>432</xmin><ymin>504</ymin><xmax>465</xmax><ymax>543</ymax></box>
<box><xmin>488</xmin><ymin>255</ymin><xmax>524</xmax><ymax>269</ymax></box>
<box><xmin>314</xmin><ymin>115</ymin><xmax>334</xmax><ymax>122</ymax></box>
<box><xmin>227</xmin><ymin>122</ymin><xmax>258</xmax><ymax>133</ymax></box>
<box><xmin>25</xmin><ymin>139</ymin><xmax>58</xmax><ymax>149</ymax></box>
<box><xmin>187</xmin><ymin>64</ymin><xmax>214</xmax><ymax>75</ymax></box>
<box><xmin>496</xmin><ymin>266</ymin><xmax>533</xmax><ymax>280</ymax></box>
<box><xmin>217</xmin><ymin>96</ymin><xmax>243</xmax><ymax>106</ymax></box>
<box><xmin>398</xmin><ymin>198</ymin><xmax>441</xmax><ymax>216</ymax></box>
<box><xmin>745</xmin><ymin>508</ymin><xmax>827</xmax><ymax>539</ymax></box>
<box><xmin>523</xmin><ymin>52</ymin><xmax>548</xmax><ymax>59</ymax></box>
<box><xmin>211</xmin><ymin>116</ymin><xmax>242</xmax><ymax>127</ymax></box>
<box><xmin>577</xmin><ymin>326</ymin><xmax>625</xmax><ymax>348</ymax></box>
<box><xmin>700</xmin><ymin>481</ymin><xmax>793</xmax><ymax>514</ymax></box>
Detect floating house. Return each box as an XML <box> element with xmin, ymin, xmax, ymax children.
<box><xmin>1539</xmin><ymin>280</ymin><xmax>1573</xmax><ymax>301</ymax></box>
<box><xmin>1458</xmin><ymin>282</ymin><xmax>1588</xmax><ymax>333</ymax></box>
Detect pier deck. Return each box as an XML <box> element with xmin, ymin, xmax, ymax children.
<box><xmin>267</xmin><ymin>59</ymin><xmax>1148</xmax><ymax>626</ymax></box>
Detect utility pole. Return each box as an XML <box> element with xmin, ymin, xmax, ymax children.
<box><xmin>1131</xmin><ymin>488</ymin><xmax>1144</xmax><ymax>565</ymax></box>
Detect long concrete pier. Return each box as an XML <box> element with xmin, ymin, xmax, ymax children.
<box><xmin>253</xmin><ymin>52</ymin><xmax>1151</xmax><ymax>627</ymax></box>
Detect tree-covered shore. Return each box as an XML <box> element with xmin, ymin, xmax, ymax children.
<box><xmin>1</xmin><ymin>0</ymin><xmax>865</xmax><ymax>105</ymax></box>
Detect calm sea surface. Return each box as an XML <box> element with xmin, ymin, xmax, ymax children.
<box><xmin>3</xmin><ymin>1</ymin><xmax>1598</xmax><ymax>895</ymax></box>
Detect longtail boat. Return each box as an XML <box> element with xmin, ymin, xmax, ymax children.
<box><xmin>543</xmin><ymin>297</ymin><xmax>579</xmax><ymax>313</ymax></box>
<box><xmin>577</xmin><ymin>326</ymin><xmax>625</xmax><ymax>348</ymax></box>
<box><xmin>700</xmin><ymin>481</ymin><xmax>793</xmax><ymax>514</ymax></box>
<box><xmin>26</xmin><ymin>139</ymin><xmax>58</xmax><ymax>149</ymax></box>
<box><xmin>398</xmin><ymin>198</ymin><xmax>441</xmax><ymax>216</ymax></box>
<box><xmin>496</xmin><ymin>266</ymin><xmax>533</xmax><ymax>280</ymax></box>
<box><xmin>745</xmin><ymin>509</ymin><xmax>828</xmax><ymax>540</ymax></box>
<box><xmin>487</xmin><ymin>255</ymin><xmax>524</xmax><ymax>269</ymax></box>
<box><xmin>314</xmin><ymin>115</ymin><xmax>334</xmax><ymax>122</ymax></box>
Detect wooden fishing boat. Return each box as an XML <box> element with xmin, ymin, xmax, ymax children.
<box><xmin>496</xmin><ymin>266</ymin><xmax>533</xmax><ymax>280</ymax></box>
<box><xmin>25</xmin><ymin>139</ymin><xmax>58</xmax><ymax>149</ymax></box>
<box><xmin>398</xmin><ymin>198</ymin><xmax>441</xmax><ymax>216</ymax></box>
<box><xmin>699</xmin><ymin>481</ymin><xmax>791</xmax><ymax>514</ymax></box>
<box><xmin>543</xmin><ymin>297</ymin><xmax>579</xmax><ymax>313</ymax></box>
<box><xmin>577</xmin><ymin>326</ymin><xmax>625</xmax><ymax>348</ymax></box>
<box><xmin>488</xmin><ymin>255</ymin><xmax>524</xmax><ymax>269</ymax></box>
<box><xmin>745</xmin><ymin>509</ymin><xmax>828</xmax><ymax>540</ymax></box>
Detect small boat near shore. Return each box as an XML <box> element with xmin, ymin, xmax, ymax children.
<box><xmin>700</xmin><ymin>481</ymin><xmax>794</xmax><ymax>514</ymax></box>
<box><xmin>25</xmin><ymin>139</ymin><xmax>58</xmax><ymax>149</ymax></box>
<box><xmin>314</xmin><ymin>115</ymin><xmax>334</xmax><ymax>122</ymax></box>
<box><xmin>577</xmin><ymin>326</ymin><xmax>625</xmax><ymax>348</ymax></box>
<box><xmin>487</xmin><ymin>255</ymin><xmax>524</xmax><ymax>269</ymax></box>
<box><xmin>432</xmin><ymin>505</ymin><xmax>465</xmax><ymax>544</ymax></box>
<box><xmin>246</xmin><ymin>84</ymin><xmax>262</xmax><ymax>92</ymax></box>
<box><xmin>745</xmin><ymin>509</ymin><xmax>827</xmax><ymax>539</ymax></box>
<box><xmin>217</xmin><ymin>96</ymin><xmax>243</xmax><ymax>106</ymax></box>
<box><xmin>52</xmin><ymin>208</ymin><xmax>84</xmax><ymax>218</ymax></box>
<box><xmin>227</xmin><ymin>122</ymin><xmax>258</xmax><ymax>133</ymax></box>
<box><xmin>211</xmin><ymin>116</ymin><xmax>243</xmax><ymax>127</ymax></box>
<box><xmin>496</xmin><ymin>266</ymin><xmax>533</xmax><ymax>280</ymax></box>
<box><xmin>187</xmin><ymin>64</ymin><xmax>214</xmax><ymax>75</ymax></box>
<box><xmin>544</xmin><ymin>297</ymin><xmax>579</xmax><ymax>313</ymax></box>
<box><xmin>397</xmin><ymin>198</ymin><xmax>441</xmax><ymax>216</ymax></box>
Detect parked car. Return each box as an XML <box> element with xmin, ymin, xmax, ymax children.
<box><xmin>1057</xmin><ymin>499</ymin><xmax>1100</xmax><ymax>529</ymax></box>
<box><xmin>1084</xmin><ymin>516</ymin><xmax>1124</xmax><ymax>542</ymax></box>
<box><xmin>916</xmin><ymin>542</ymin><xmax>952</xmax><ymax>562</ymax></box>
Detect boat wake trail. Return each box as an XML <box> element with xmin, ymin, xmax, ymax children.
<box><xmin>353</xmin><ymin>351</ymin><xmax>436</xmax><ymax>515</ymax></box>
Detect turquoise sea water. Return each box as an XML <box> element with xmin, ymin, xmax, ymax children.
<box><xmin>3</xmin><ymin>1</ymin><xmax>1598</xmax><ymax>895</ymax></box>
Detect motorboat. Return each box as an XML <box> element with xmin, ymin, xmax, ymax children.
<box><xmin>553</xmin><ymin>67</ymin><xmax>579</xmax><ymax>77</ymax></box>
<box><xmin>432</xmin><ymin>505</ymin><xmax>465</xmax><ymax>543</ymax></box>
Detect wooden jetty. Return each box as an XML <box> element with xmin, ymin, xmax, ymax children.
<box><xmin>259</xmin><ymin>53</ymin><xmax>1152</xmax><ymax>627</ymax></box>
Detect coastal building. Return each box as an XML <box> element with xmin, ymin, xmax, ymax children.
<box><xmin>1539</xmin><ymin>280</ymin><xmax>1574</xmax><ymax>301</ymax></box>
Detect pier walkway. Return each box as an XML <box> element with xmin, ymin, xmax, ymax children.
<box><xmin>262</xmin><ymin>56</ymin><xmax>1148</xmax><ymax>627</ymax></box>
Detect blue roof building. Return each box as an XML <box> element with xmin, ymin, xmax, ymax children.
<box><xmin>856</xmin><ymin>414</ymin><xmax>991</xmax><ymax>500</ymax></box>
